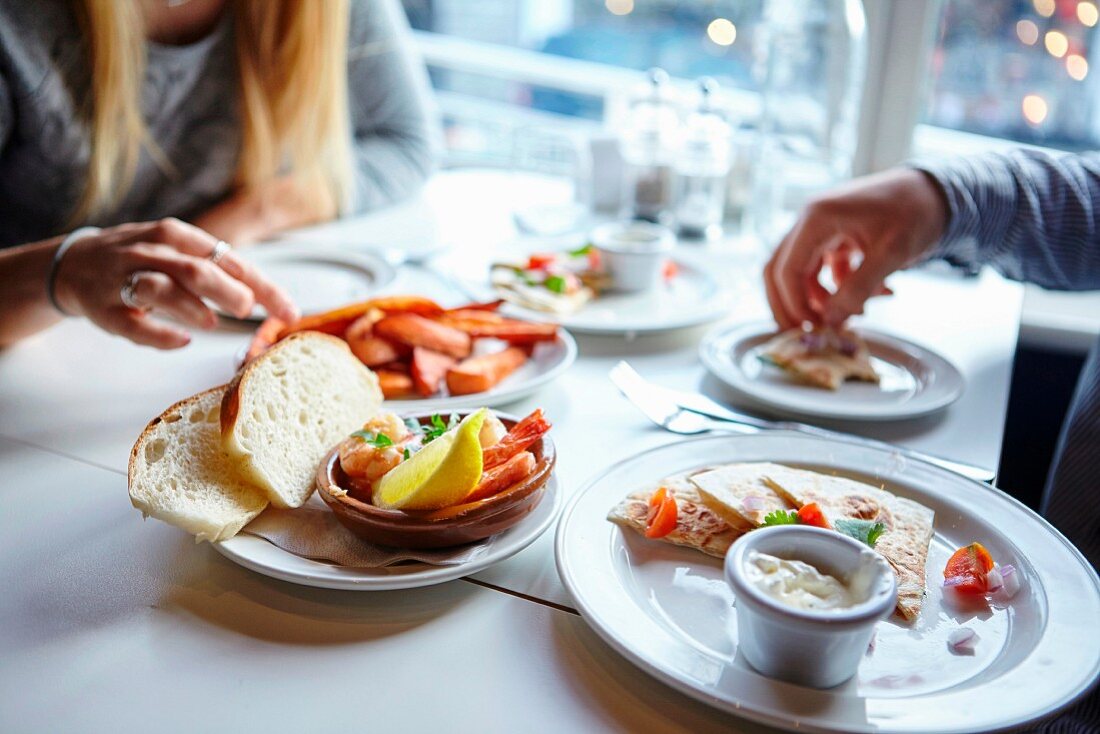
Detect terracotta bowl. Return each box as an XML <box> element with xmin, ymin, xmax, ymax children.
<box><xmin>317</xmin><ymin>414</ymin><xmax>556</xmax><ymax>549</ymax></box>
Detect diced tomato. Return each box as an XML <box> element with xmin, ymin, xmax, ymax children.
<box><xmin>587</xmin><ymin>247</ymin><xmax>602</xmax><ymax>271</ymax></box>
<box><xmin>645</xmin><ymin>487</ymin><xmax>678</xmax><ymax>539</ymax></box>
<box><xmin>526</xmin><ymin>253</ymin><xmax>557</xmax><ymax>270</ymax></box>
<box><xmin>797</xmin><ymin>502</ymin><xmax>830</xmax><ymax>529</ymax></box>
<box><xmin>662</xmin><ymin>259</ymin><xmax>680</xmax><ymax>282</ymax></box>
<box><xmin>944</xmin><ymin>542</ymin><xmax>995</xmax><ymax>594</ymax></box>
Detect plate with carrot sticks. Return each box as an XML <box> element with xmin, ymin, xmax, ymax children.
<box><xmin>242</xmin><ymin>295</ymin><xmax>577</xmax><ymax>412</ymax></box>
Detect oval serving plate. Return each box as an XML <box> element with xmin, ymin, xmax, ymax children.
<box><xmin>555</xmin><ymin>433</ymin><xmax>1099</xmax><ymax>734</ymax></box>
<box><xmin>699</xmin><ymin>321</ymin><xmax>964</xmax><ymax>421</ymax></box>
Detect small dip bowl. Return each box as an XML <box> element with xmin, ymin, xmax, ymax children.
<box><xmin>724</xmin><ymin>525</ymin><xmax>896</xmax><ymax>689</ymax></box>
<box><xmin>317</xmin><ymin>414</ymin><xmax>555</xmax><ymax>549</ymax></box>
<box><xmin>590</xmin><ymin>222</ymin><xmax>675</xmax><ymax>293</ymax></box>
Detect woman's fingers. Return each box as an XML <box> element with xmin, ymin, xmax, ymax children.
<box><xmin>214</xmin><ymin>249</ymin><xmax>299</xmax><ymax>323</ymax></box>
<box><xmin>126</xmin><ymin>244</ymin><xmax>255</xmax><ymax>318</ymax></box>
<box><xmin>96</xmin><ymin>308</ymin><xmax>192</xmax><ymax>350</ymax></box>
<box><xmin>129</xmin><ymin>271</ymin><xmax>218</xmax><ymax>330</ymax></box>
<box><xmin>772</xmin><ymin>211</ymin><xmax>834</xmax><ymax>327</ymax></box>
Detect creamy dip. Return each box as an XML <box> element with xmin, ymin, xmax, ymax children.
<box><xmin>743</xmin><ymin>550</ymin><xmax>858</xmax><ymax>611</ymax></box>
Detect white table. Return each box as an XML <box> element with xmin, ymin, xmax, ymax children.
<box><xmin>0</xmin><ymin>170</ymin><xmax>1023</xmax><ymax>733</ymax></box>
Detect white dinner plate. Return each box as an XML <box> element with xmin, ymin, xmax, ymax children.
<box><xmin>555</xmin><ymin>434</ymin><xmax>1099</xmax><ymax>733</ymax></box>
<box><xmin>699</xmin><ymin>322</ymin><xmax>965</xmax><ymax>421</ymax></box>
<box><xmin>382</xmin><ymin>330</ymin><xmax>577</xmax><ymax>413</ymax></box>
<box><xmin>224</xmin><ymin>244</ymin><xmax>396</xmax><ymax>323</ymax></box>
<box><xmin>501</xmin><ymin>258</ymin><xmax>731</xmax><ymax>335</ymax></box>
<box><xmin>214</xmin><ymin>473</ymin><xmax>561</xmax><ymax>591</ymax></box>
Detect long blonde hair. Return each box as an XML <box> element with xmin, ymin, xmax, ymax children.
<box><xmin>73</xmin><ymin>0</ymin><xmax>354</xmax><ymax>222</ymax></box>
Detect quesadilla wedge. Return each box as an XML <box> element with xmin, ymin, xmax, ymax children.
<box><xmin>607</xmin><ymin>470</ymin><xmax>742</xmax><ymax>558</ymax></box>
<box><xmin>759</xmin><ymin>465</ymin><xmax>935</xmax><ymax>622</ymax></box>
<box><xmin>760</xmin><ymin>327</ymin><xmax>879</xmax><ymax>390</ymax></box>
<box><xmin>688</xmin><ymin>462</ymin><xmax>796</xmax><ymax>529</ymax></box>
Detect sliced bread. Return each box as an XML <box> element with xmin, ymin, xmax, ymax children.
<box><xmin>221</xmin><ymin>332</ymin><xmax>383</xmax><ymax>508</ymax></box>
<box><xmin>128</xmin><ymin>387</ymin><xmax>268</xmax><ymax>542</ymax></box>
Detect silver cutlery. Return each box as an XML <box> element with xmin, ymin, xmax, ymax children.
<box><xmin>609</xmin><ymin>361</ymin><xmax>997</xmax><ymax>483</ymax></box>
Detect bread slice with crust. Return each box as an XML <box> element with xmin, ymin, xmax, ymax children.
<box><xmin>128</xmin><ymin>386</ymin><xmax>268</xmax><ymax>543</ymax></box>
<box><xmin>221</xmin><ymin>332</ymin><xmax>383</xmax><ymax>508</ymax></box>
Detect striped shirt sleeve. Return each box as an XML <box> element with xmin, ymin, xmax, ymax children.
<box><xmin>912</xmin><ymin>150</ymin><xmax>1100</xmax><ymax>291</ymax></box>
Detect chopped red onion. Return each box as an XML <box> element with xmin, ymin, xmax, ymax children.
<box><xmin>943</xmin><ymin>576</ymin><xmax>965</xmax><ymax>588</ymax></box>
<box><xmin>997</xmin><ymin>564</ymin><xmax>1021</xmax><ymax>599</ymax></box>
<box><xmin>741</xmin><ymin>495</ymin><xmax>767</xmax><ymax>513</ymax></box>
<box><xmin>948</xmin><ymin>627</ymin><xmax>979</xmax><ymax>654</ymax></box>
<box><xmin>985</xmin><ymin>568</ymin><xmax>1004</xmax><ymax>593</ymax></box>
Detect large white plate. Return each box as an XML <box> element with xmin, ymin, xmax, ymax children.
<box><xmin>383</xmin><ymin>331</ymin><xmax>577</xmax><ymax>413</ymax></box>
<box><xmin>502</xmin><ymin>258</ymin><xmax>731</xmax><ymax>335</ymax></box>
<box><xmin>555</xmin><ymin>434</ymin><xmax>1099</xmax><ymax>734</ymax></box>
<box><xmin>700</xmin><ymin>322</ymin><xmax>965</xmax><ymax>421</ymax></box>
<box><xmin>225</xmin><ymin>244</ymin><xmax>396</xmax><ymax>323</ymax></box>
<box><xmin>214</xmin><ymin>473</ymin><xmax>561</xmax><ymax>591</ymax></box>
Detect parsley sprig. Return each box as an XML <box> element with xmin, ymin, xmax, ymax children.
<box><xmin>760</xmin><ymin>509</ymin><xmax>885</xmax><ymax>548</ymax></box>
<box><xmin>762</xmin><ymin>509</ymin><xmax>799</xmax><ymax>526</ymax></box>
<box><xmin>420</xmin><ymin>413</ymin><xmax>460</xmax><ymax>444</ymax></box>
<box><xmin>350</xmin><ymin>430</ymin><xmax>394</xmax><ymax>448</ymax></box>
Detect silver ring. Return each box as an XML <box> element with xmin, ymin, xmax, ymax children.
<box><xmin>120</xmin><ymin>271</ymin><xmax>149</xmax><ymax>311</ymax></box>
<box><xmin>208</xmin><ymin>240</ymin><xmax>230</xmax><ymax>265</ymax></box>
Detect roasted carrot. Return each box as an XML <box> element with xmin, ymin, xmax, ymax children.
<box><xmin>445</xmin><ymin>347</ymin><xmax>528</xmax><ymax>396</ymax></box>
<box><xmin>374</xmin><ymin>313</ymin><xmax>472</xmax><ymax>359</ymax></box>
<box><xmin>410</xmin><ymin>347</ymin><xmax>457</xmax><ymax>397</ymax></box>
<box><xmin>435</xmin><ymin>310</ymin><xmax>559</xmax><ymax>344</ymax></box>
<box><xmin>445</xmin><ymin>299</ymin><xmax>505</xmax><ymax>313</ymax></box>
<box><xmin>376</xmin><ymin>370</ymin><xmax>417</xmax><ymax>399</ymax></box>
<box><xmin>277</xmin><ymin>296</ymin><xmax>444</xmax><ymax>339</ymax></box>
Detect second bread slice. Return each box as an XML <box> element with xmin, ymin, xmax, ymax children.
<box><xmin>221</xmin><ymin>332</ymin><xmax>383</xmax><ymax>508</ymax></box>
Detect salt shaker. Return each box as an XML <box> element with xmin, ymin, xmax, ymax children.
<box><xmin>619</xmin><ymin>68</ymin><xmax>679</xmax><ymax>224</ymax></box>
<box><xmin>674</xmin><ymin>78</ymin><xmax>732</xmax><ymax>240</ymax></box>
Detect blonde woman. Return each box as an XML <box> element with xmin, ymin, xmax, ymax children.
<box><xmin>0</xmin><ymin>0</ymin><xmax>436</xmax><ymax>348</ymax></box>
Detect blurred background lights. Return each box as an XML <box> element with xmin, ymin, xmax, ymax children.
<box><xmin>1017</xmin><ymin>19</ymin><xmax>1039</xmax><ymax>45</ymax></box>
<box><xmin>1045</xmin><ymin>30</ymin><xmax>1069</xmax><ymax>57</ymax></box>
<box><xmin>605</xmin><ymin>0</ymin><xmax>633</xmax><ymax>16</ymax></box>
<box><xmin>1035</xmin><ymin>0</ymin><xmax>1056</xmax><ymax>17</ymax></box>
<box><xmin>1023</xmin><ymin>94</ymin><xmax>1049</xmax><ymax>125</ymax></box>
<box><xmin>1078</xmin><ymin>1</ymin><xmax>1099</xmax><ymax>26</ymax></box>
<box><xmin>1067</xmin><ymin>54</ymin><xmax>1089</xmax><ymax>80</ymax></box>
<box><xmin>706</xmin><ymin>18</ymin><xmax>737</xmax><ymax>46</ymax></box>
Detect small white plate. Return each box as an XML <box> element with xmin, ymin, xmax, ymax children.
<box><xmin>700</xmin><ymin>322</ymin><xmax>965</xmax><ymax>421</ymax></box>
<box><xmin>225</xmin><ymin>244</ymin><xmax>396</xmax><ymax>323</ymax></box>
<box><xmin>555</xmin><ymin>434</ymin><xmax>1100</xmax><ymax>734</ymax></box>
<box><xmin>383</xmin><ymin>331</ymin><xmax>578</xmax><ymax>413</ymax></box>
<box><xmin>214</xmin><ymin>473</ymin><xmax>561</xmax><ymax>591</ymax></box>
<box><xmin>503</xmin><ymin>259</ymin><xmax>731</xmax><ymax>335</ymax></box>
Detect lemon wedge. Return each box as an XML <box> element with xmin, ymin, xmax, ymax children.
<box><xmin>373</xmin><ymin>409</ymin><xmax>487</xmax><ymax>511</ymax></box>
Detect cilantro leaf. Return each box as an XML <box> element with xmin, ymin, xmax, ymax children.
<box><xmin>350</xmin><ymin>430</ymin><xmax>394</xmax><ymax>448</ymax></box>
<box><xmin>403</xmin><ymin>447</ymin><xmax>411</xmax><ymax>461</ymax></box>
<box><xmin>762</xmin><ymin>509</ymin><xmax>799</xmax><ymax>526</ymax></box>
<box><xmin>567</xmin><ymin>243</ymin><xmax>594</xmax><ymax>258</ymax></box>
<box><xmin>544</xmin><ymin>275</ymin><xmax>567</xmax><ymax>294</ymax></box>
<box><xmin>833</xmin><ymin>519</ymin><xmax>886</xmax><ymax>547</ymax></box>
<box><xmin>421</xmin><ymin>414</ymin><xmax>448</xmax><ymax>444</ymax></box>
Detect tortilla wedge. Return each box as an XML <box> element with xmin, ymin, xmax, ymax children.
<box><xmin>760</xmin><ymin>328</ymin><xmax>879</xmax><ymax>390</ymax></box>
<box><xmin>688</xmin><ymin>463</ymin><xmax>796</xmax><ymax>529</ymax></box>
<box><xmin>759</xmin><ymin>465</ymin><xmax>935</xmax><ymax>622</ymax></box>
<box><xmin>607</xmin><ymin>470</ymin><xmax>743</xmax><ymax>558</ymax></box>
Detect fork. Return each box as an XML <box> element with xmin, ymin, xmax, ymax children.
<box><xmin>609</xmin><ymin>361</ymin><xmax>997</xmax><ymax>483</ymax></box>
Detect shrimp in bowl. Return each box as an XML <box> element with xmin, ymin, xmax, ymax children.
<box><xmin>320</xmin><ymin>408</ymin><xmax>555</xmax><ymax>548</ymax></box>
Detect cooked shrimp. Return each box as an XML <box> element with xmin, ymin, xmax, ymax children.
<box><xmin>339</xmin><ymin>412</ymin><xmax>413</xmax><ymax>483</ymax></box>
<box><xmin>482</xmin><ymin>409</ymin><xmax>550</xmax><ymax>469</ymax></box>
<box><xmin>465</xmin><ymin>451</ymin><xmax>537</xmax><ymax>503</ymax></box>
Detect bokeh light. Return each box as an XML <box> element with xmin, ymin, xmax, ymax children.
<box><xmin>1045</xmin><ymin>30</ymin><xmax>1069</xmax><ymax>57</ymax></box>
<box><xmin>1022</xmin><ymin>94</ymin><xmax>1049</xmax><ymax>125</ymax></box>
<box><xmin>1017</xmin><ymin>19</ymin><xmax>1039</xmax><ymax>45</ymax></box>
<box><xmin>1078</xmin><ymin>1</ymin><xmax>1099</xmax><ymax>27</ymax></box>
<box><xmin>1067</xmin><ymin>54</ymin><xmax>1089</xmax><ymax>80</ymax></box>
<box><xmin>1035</xmin><ymin>0</ymin><xmax>1056</xmax><ymax>18</ymax></box>
<box><xmin>706</xmin><ymin>18</ymin><xmax>737</xmax><ymax>46</ymax></box>
<box><xmin>605</xmin><ymin>0</ymin><xmax>633</xmax><ymax>16</ymax></box>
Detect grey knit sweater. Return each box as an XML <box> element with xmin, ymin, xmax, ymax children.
<box><xmin>0</xmin><ymin>0</ymin><xmax>438</xmax><ymax>248</ymax></box>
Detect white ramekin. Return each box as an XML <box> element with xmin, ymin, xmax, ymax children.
<box><xmin>590</xmin><ymin>222</ymin><xmax>675</xmax><ymax>293</ymax></box>
<box><xmin>724</xmin><ymin>525</ymin><xmax>897</xmax><ymax>689</ymax></box>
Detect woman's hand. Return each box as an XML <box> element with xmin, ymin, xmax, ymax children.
<box><xmin>54</xmin><ymin>218</ymin><xmax>299</xmax><ymax>349</ymax></box>
<box><xmin>763</xmin><ymin>168</ymin><xmax>950</xmax><ymax>329</ymax></box>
